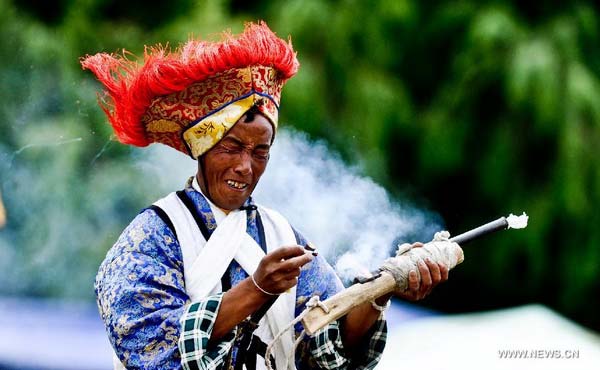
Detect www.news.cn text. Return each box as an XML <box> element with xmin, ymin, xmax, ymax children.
<box><xmin>498</xmin><ymin>349</ymin><xmax>580</xmax><ymax>359</ymax></box>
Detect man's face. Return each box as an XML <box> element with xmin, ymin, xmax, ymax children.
<box><xmin>198</xmin><ymin>113</ymin><xmax>273</xmax><ymax>210</ymax></box>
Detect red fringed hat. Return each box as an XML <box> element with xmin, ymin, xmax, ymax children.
<box><xmin>81</xmin><ymin>22</ymin><xmax>299</xmax><ymax>158</ymax></box>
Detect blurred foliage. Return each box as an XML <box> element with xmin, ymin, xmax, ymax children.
<box><xmin>0</xmin><ymin>0</ymin><xmax>599</xmax><ymax>332</ymax></box>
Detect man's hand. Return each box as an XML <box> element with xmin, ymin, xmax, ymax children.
<box><xmin>252</xmin><ymin>245</ymin><xmax>314</xmax><ymax>296</ymax></box>
<box><xmin>395</xmin><ymin>242</ymin><xmax>450</xmax><ymax>301</ymax></box>
<box><xmin>211</xmin><ymin>246</ymin><xmax>313</xmax><ymax>340</ymax></box>
<box><xmin>343</xmin><ymin>239</ymin><xmax>458</xmax><ymax>349</ymax></box>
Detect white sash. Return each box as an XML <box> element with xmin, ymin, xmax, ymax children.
<box><xmin>114</xmin><ymin>191</ymin><xmax>298</xmax><ymax>370</ymax></box>
<box><xmin>113</xmin><ymin>192</ymin><xmax>297</xmax><ymax>370</ymax></box>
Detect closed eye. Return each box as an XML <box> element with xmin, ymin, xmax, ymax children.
<box><xmin>218</xmin><ymin>142</ymin><xmax>243</xmax><ymax>154</ymax></box>
<box><xmin>253</xmin><ymin>150</ymin><xmax>270</xmax><ymax>160</ymax></box>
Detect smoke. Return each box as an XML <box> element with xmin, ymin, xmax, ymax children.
<box><xmin>137</xmin><ymin>128</ymin><xmax>442</xmax><ymax>283</ymax></box>
<box><xmin>0</xmin><ymin>126</ymin><xmax>440</xmax><ymax>299</ymax></box>
<box><xmin>256</xmin><ymin>130</ymin><xmax>442</xmax><ymax>281</ymax></box>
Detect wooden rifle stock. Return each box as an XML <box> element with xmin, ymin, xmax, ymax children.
<box><xmin>301</xmin><ymin>272</ymin><xmax>396</xmax><ymax>335</ymax></box>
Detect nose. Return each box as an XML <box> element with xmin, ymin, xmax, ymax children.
<box><xmin>233</xmin><ymin>151</ymin><xmax>252</xmax><ymax>176</ymax></box>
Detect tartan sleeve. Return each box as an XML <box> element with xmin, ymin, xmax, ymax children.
<box><xmin>179</xmin><ymin>293</ymin><xmax>237</xmax><ymax>370</ymax></box>
<box><xmin>350</xmin><ymin>314</ymin><xmax>387</xmax><ymax>370</ymax></box>
<box><xmin>309</xmin><ymin>314</ymin><xmax>387</xmax><ymax>370</ymax></box>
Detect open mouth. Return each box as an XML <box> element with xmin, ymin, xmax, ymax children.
<box><xmin>226</xmin><ymin>180</ymin><xmax>249</xmax><ymax>190</ymax></box>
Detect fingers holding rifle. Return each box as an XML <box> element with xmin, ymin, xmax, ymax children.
<box><xmin>399</xmin><ymin>257</ymin><xmax>447</xmax><ymax>300</ymax></box>
<box><xmin>380</xmin><ymin>238</ymin><xmax>463</xmax><ymax>301</ymax></box>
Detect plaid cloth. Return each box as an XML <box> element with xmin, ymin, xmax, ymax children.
<box><xmin>309</xmin><ymin>314</ymin><xmax>387</xmax><ymax>370</ymax></box>
<box><xmin>179</xmin><ymin>294</ymin><xmax>387</xmax><ymax>370</ymax></box>
<box><xmin>179</xmin><ymin>294</ymin><xmax>236</xmax><ymax>370</ymax></box>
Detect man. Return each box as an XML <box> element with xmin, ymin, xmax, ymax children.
<box><xmin>83</xmin><ymin>22</ymin><xmax>452</xmax><ymax>370</ymax></box>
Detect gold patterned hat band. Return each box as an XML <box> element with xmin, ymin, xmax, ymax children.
<box><xmin>80</xmin><ymin>22</ymin><xmax>299</xmax><ymax>158</ymax></box>
<box><xmin>144</xmin><ymin>65</ymin><xmax>283</xmax><ymax>158</ymax></box>
<box><xmin>182</xmin><ymin>91</ymin><xmax>279</xmax><ymax>158</ymax></box>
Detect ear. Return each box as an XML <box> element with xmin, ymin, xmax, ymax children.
<box><xmin>195</xmin><ymin>158</ymin><xmax>204</xmax><ymax>185</ymax></box>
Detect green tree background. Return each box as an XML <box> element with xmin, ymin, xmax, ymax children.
<box><xmin>0</xmin><ymin>0</ymin><xmax>598</xmax><ymax>332</ymax></box>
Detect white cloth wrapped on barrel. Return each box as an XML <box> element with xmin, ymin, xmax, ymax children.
<box><xmin>380</xmin><ymin>231</ymin><xmax>464</xmax><ymax>292</ymax></box>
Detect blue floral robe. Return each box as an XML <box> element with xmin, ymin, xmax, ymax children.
<box><xmin>95</xmin><ymin>180</ymin><xmax>386</xmax><ymax>369</ymax></box>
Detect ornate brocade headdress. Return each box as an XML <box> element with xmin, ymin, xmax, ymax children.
<box><xmin>81</xmin><ymin>22</ymin><xmax>299</xmax><ymax>158</ymax></box>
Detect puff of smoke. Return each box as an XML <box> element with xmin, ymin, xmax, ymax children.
<box><xmin>136</xmin><ymin>128</ymin><xmax>442</xmax><ymax>284</ymax></box>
